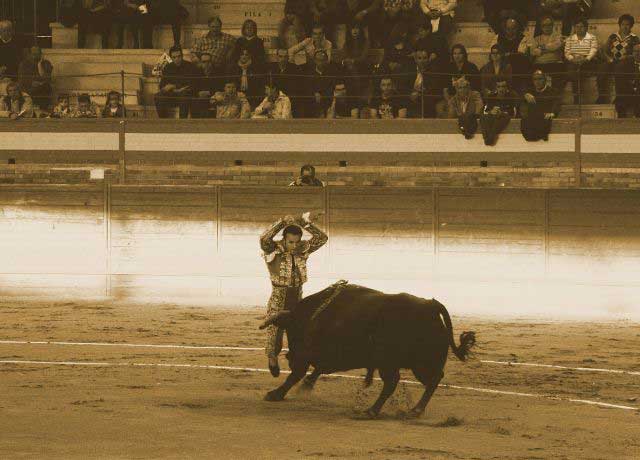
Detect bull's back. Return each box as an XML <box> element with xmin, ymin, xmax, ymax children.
<box><xmin>310</xmin><ymin>286</ymin><xmax>449</xmax><ymax>370</ymax></box>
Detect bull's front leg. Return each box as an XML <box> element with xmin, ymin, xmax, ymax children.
<box><xmin>264</xmin><ymin>362</ymin><xmax>310</xmax><ymax>401</ymax></box>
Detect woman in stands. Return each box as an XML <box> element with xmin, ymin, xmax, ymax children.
<box><xmin>227</xmin><ymin>47</ymin><xmax>267</xmax><ymax>109</ymax></box>
<box><xmin>343</xmin><ymin>22</ymin><xmax>370</xmax><ymax>67</ymax></box>
<box><xmin>444</xmin><ymin>43</ymin><xmax>480</xmax><ymax>99</ymax></box>
<box><xmin>232</xmin><ymin>20</ymin><xmax>266</xmax><ymax>68</ymax></box>
<box><xmin>277</xmin><ymin>4</ymin><xmax>307</xmax><ymax>50</ymax></box>
<box><xmin>480</xmin><ymin>44</ymin><xmax>513</xmax><ymax>98</ymax></box>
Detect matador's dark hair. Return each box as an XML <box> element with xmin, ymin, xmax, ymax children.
<box><xmin>283</xmin><ymin>225</ymin><xmax>303</xmax><ymax>238</ymax></box>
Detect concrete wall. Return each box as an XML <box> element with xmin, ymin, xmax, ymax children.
<box><xmin>2</xmin><ymin>119</ymin><xmax>640</xmax><ymax>189</ymax></box>
<box><xmin>1</xmin><ymin>184</ymin><xmax>639</xmax><ymax>318</ymax></box>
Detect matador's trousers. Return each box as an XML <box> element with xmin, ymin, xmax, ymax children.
<box><xmin>265</xmin><ymin>286</ymin><xmax>302</xmax><ymax>359</ymax></box>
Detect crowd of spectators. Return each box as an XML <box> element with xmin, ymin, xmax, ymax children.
<box><xmin>1</xmin><ymin>1</ymin><xmax>640</xmax><ymax>122</ymax></box>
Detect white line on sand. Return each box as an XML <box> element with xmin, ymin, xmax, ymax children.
<box><xmin>1</xmin><ymin>340</ymin><xmax>639</xmax><ymax>377</ymax></box>
<box><xmin>0</xmin><ymin>359</ymin><xmax>637</xmax><ymax>412</ymax></box>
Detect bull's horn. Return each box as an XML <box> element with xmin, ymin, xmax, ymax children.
<box><xmin>259</xmin><ymin>311</ymin><xmax>292</xmax><ymax>330</ymax></box>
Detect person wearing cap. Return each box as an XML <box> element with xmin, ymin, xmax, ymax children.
<box><xmin>260</xmin><ymin>211</ymin><xmax>328</xmax><ymax>377</ymax></box>
<box><xmin>520</xmin><ymin>69</ymin><xmax>561</xmax><ymax>141</ymax></box>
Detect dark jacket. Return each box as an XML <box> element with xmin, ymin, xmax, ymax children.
<box><xmin>0</xmin><ymin>36</ymin><xmax>23</xmax><ymax>77</ymax></box>
<box><xmin>159</xmin><ymin>60</ymin><xmax>203</xmax><ymax>93</ymax></box>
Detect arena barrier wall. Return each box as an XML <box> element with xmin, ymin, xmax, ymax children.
<box><xmin>1</xmin><ymin>183</ymin><xmax>639</xmax><ymax>317</ymax></box>
<box><xmin>0</xmin><ymin>121</ymin><xmax>640</xmax><ymax>315</ymax></box>
<box><xmin>2</xmin><ymin>119</ymin><xmax>640</xmax><ymax>189</ymax></box>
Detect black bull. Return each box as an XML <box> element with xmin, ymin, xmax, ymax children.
<box><xmin>259</xmin><ymin>283</ymin><xmax>476</xmax><ymax>418</ymax></box>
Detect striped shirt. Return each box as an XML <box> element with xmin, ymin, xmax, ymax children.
<box><xmin>565</xmin><ymin>32</ymin><xmax>598</xmax><ymax>61</ymax></box>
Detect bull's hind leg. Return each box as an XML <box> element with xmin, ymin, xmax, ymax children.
<box><xmin>408</xmin><ymin>366</ymin><xmax>444</xmax><ymax>417</ymax></box>
<box><xmin>366</xmin><ymin>367</ymin><xmax>400</xmax><ymax>418</ymax></box>
<box><xmin>301</xmin><ymin>366</ymin><xmax>322</xmax><ymax>390</ymax></box>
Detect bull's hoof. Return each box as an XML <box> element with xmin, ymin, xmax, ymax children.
<box><xmin>300</xmin><ymin>377</ymin><xmax>316</xmax><ymax>391</ymax></box>
<box><xmin>365</xmin><ymin>408</ymin><xmax>379</xmax><ymax>419</ymax></box>
<box><xmin>407</xmin><ymin>408</ymin><xmax>424</xmax><ymax>419</ymax></box>
<box><xmin>264</xmin><ymin>390</ymin><xmax>285</xmax><ymax>402</ymax></box>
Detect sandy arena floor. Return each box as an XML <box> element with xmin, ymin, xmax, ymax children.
<box><xmin>0</xmin><ymin>299</ymin><xmax>639</xmax><ymax>460</ymax></box>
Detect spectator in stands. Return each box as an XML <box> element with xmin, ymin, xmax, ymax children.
<box><xmin>191</xmin><ymin>53</ymin><xmax>219</xmax><ymax>118</ymax></box>
<box><xmin>614</xmin><ymin>43</ymin><xmax>640</xmax><ymax>118</ymax></box>
<box><xmin>482</xmin><ymin>0</ymin><xmax>529</xmax><ymax>34</ymax></box>
<box><xmin>564</xmin><ymin>18</ymin><xmax>599</xmax><ymax>104</ymax></box>
<box><xmin>0</xmin><ymin>82</ymin><xmax>33</xmax><ymax>119</ymax></box>
<box><xmin>344</xmin><ymin>56</ymin><xmax>371</xmax><ymax>108</ymax></box>
<box><xmin>537</xmin><ymin>0</ymin><xmax>593</xmax><ymax>38</ymax></box>
<box><xmin>154</xmin><ymin>46</ymin><xmax>202</xmax><ymax>118</ymax></box>
<box><xmin>444</xmin><ymin>43</ymin><xmax>480</xmax><ymax>99</ymax></box>
<box><xmin>327</xmin><ymin>82</ymin><xmax>360</xmax><ymax>118</ymax></box>
<box><xmin>529</xmin><ymin>14</ymin><xmax>567</xmax><ymax>92</ymax></box>
<box><xmin>269</xmin><ymin>48</ymin><xmax>300</xmax><ymax>115</ymax></box>
<box><xmin>0</xmin><ymin>65</ymin><xmax>12</xmax><ymax>97</ymax></box>
<box><xmin>304</xmin><ymin>49</ymin><xmax>340</xmax><ymax>117</ymax></box>
<box><xmin>210</xmin><ymin>81</ymin><xmax>251</xmax><ymax>119</ymax></box>
<box><xmin>343</xmin><ymin>23</ymin><xmax>370</xmax><ymax>68</ymax></box>
<box><xmin>228</xmin><ymin>47</ymin><xmax>266</xmax><ymax>109</ymax></box>
<box><xmin>492</xmin><ymin>18</ymin><xmax>532</xmax><ymax>93</ymax></box>
<box><xmin>18</xmin><ymin>47</ymin><xmax>53</xmax><ymax>112</ymax></box>
<box><xmin>192</xmin><ymin>16</ymin><xmax>236</xmax><ymax>75</ymax></box>
<box><xmin>284</xmin><ymin>0</ymin><xmax>311</xmax><ymax>33</ymax></box>
<box><xmin>408</xmin><ymin>47</ymin><xmax>445</xmax><ymax>118</ymax></box>
<box><xmin>386</xmin><ymin>24</ymin><xmax>415</xmax><ymax>67</ymax></box>
<box><xmin>231</xmin><ymin>20</ymin><xmax>267</xmax><ymax>68</ymax></box>
<box><xmin>149</xmin><ymin>0</ymin><xmax>187</xmax><ymax>46</ymax></box>
<box><xmin>101</xmin><ymin>90</ymin><xmax>126</xmax><ymax>117</ymax></box>
<box><xmin>308</xmin><ymin>0</ymin><xmax>337</xmax><ymax>43</ymax></box>
<box><xmin>289</xmin><ymin>24</ymin><xmax>333</xmax><ymax>65</ymax></box>
<box><xmin>72</xmin><ymin>93</ymin><xmax>99</xmax><ymax>118</ymax></box>
<box><xmin>51</xmin><ymin>94</ymin><xmax>73</xmax><ymax>118</ymax></box>
<box><xmin>334</xmin><ymin>0</ymin><xmax>378</xmax><ymax>48</ymax></box>
<box><xmin>78</xmin><ymin>0</ymin><xmax>113</xmax><ymax>49</ymax></box>
<box><xmin>113</xmin><ymin>0</ymin><xmax>146</xmax><ymax>49</ymax></box>
<box><xmin>448</xmin><ymin>77</ymin><xmax>483</xmax><ymax>139</ymax></box>
<box><xmin>0</xmin><ymin>20</ymin><xmax>22</xmax><ymax>78</ymax></box>
<box><xmin>371</xmin><ymin>48</ymin><xmax>410</xmax><ymax>99</ymax></box>
<box><xmin>252</xmin><ymin>81</ymin><xmax>293</xmax><ymax>119</ymax></box>
<box><xmin>481</xmin><ymin>44</ymin><xmax>513</xmax><ymax>97</ymax></box>
<box><xmin>598</xmin><ymin>14</ymin><xmax>639</xmax><ymax>104</ymax></box>
<box><xmin>290</xmin><ymin>164</ymin><xmax>325</xmax><ymax>186</ymax></box>
<box><xmin>412</xmin><ymin>18</ymin><xmax>448</xmax><ymax>64</ymax></box>
<box><xmin>521</xmin><ymin>69</ymin><xmax>560</xmax><ymax>141</ymax></box>
<box><xmin>379</xmin><ymin>0</ymin><xmax>417</xmax><ymax>47</ymax></box>
<box><xmin>278</xmin><ymin>5</ymin><xmax>307</xmax><ymax>49</ymax></box>
<box><xmin>480</xmin><ymin>77</ymin><xmax>518</xmax><ymax>146</ymax></box>
<box><xmin>419</xmin><ymin>0</ymin><xmax>457</xmax><ymax>38</ymax></box>
<box><xmin>369</xmin><ymin>76</ymin><xmax>408</xmax><ymax>118</ymax></box>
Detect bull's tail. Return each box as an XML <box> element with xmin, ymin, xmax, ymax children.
<box><xmin>433</xmin><ymin>299</ymin><xmax>476</xmax><ymax>362</ymax></box>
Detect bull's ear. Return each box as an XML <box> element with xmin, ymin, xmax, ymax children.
<box><xmin>258</xmin><ymin>311</ymin><xmax>292</xmax><ymax>330</ymax></box>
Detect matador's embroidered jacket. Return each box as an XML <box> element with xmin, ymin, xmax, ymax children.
<box><xmin>259</xmin><ymin>213</ymin><xmax>328</xmax><ymax>287</ymax></box>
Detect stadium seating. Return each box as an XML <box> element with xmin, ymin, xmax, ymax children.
<box><xmin>41</xmin><ymin>1</ymin><xmax>640</xmax><ymax>119</ymax></box>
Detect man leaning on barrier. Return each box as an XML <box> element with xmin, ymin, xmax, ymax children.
<box><xmin>260</xmin><ymin>211</ymin><xmax>327</xmax><ymax>377</ymax></box>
